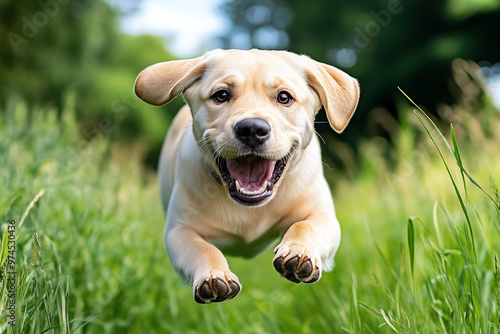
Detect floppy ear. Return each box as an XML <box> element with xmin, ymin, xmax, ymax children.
<box><xmin>305</xmin><ymin>60</ymin><xmax>360</xmax><ymax>133</ymax></box>
<box><xmin>134</xmin><ymin>57</ymin><xmax>206</xmax><ymax>106</ymax></box>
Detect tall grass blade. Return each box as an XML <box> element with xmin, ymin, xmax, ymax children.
<box><xmin>0</xmin><ymin>225</ymin><xmax>10</xmax><ymax>267</ymax></box>
<box><xmin>495</xmin><ymin>255</ymin><xmax>500</xmax><ymax>324</ymax></box>
<box><xmin>399</xmin><ymin>87</ymin><xmax>499</xmax><ymax>209</ymax></box>
<box><xmin>398</xmin><ymin>88</ymin><xmax>477</xmax><ymax>262</ymax></box>
<box><xmin>407</xmin><ymin>217</ymin><xmax>415</xmax><ymax>277</ymax></box>
<box><xmin>380</xmin><ymin>309</ymin><xmax>400</xmax><ymax>333</ymax></box>
<box><xmin>490</xmin><ymin>177</ymin><xmax>500</xmax><ymax>232</ymax></box>
<box><xmin>17</xmin><ymin>189</ymin><xmax>45</xmax><ymax>237</ymax></box>
<box><xmin>458</xmin><ymin>267</ymin><xmax>465</xmax><ymax>299</ymax></box>
<box><xmin>480</xmin><ymin>271</ymin><xmax>493</xmax><ymax>332</ymax></box>
<box><xmin>414</xmin><ymin>108</ymin><xmax>476</xmax><ymax>262</ymax></box>
<box><xmin>450</xmin><ymin>125</ymin><xmax>467</xmax><ymax>195</ymax></box>
<box><xmin>350</xmin><ymin>273</ymin><xmax>362</xmax><ymax>333</ymax></box>
<box><xmin>432</xmin><ymin>202</ymin><xmax>444</xmax><ymax>249</ymax></box>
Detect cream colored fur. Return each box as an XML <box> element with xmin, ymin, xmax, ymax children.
<box><xmin>134</xmin><ymin>49</ymin><xmax>359</xmax><ymax>303</ymax></box>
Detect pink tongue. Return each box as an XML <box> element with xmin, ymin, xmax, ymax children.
<box><xmin>226</xmin><ymin>157</ymin><xmax>276</xmax><ymax>191</ymax></box>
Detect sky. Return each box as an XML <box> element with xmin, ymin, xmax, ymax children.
<box><xmin>120</xmin><ymin>0</ymin><xmax>227</xmax><ymax>57</ymax></box>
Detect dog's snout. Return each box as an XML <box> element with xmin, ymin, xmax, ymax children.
<box><xmin>234</xmin><ymin>118</ymin><xmax>271</xmax><ymax>147</ymax></box>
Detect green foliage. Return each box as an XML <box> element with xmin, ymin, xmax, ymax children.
<box><xmin>0</xmin><ymin>0</ymin><xmax>181</xmax><ymax>151</ymax></box>
<box><xmin>0</xmin><ymin>97</ymin><xmax>169</xmax><ymax>332</ymax></box>
<box><xmin>1</xmin><ymin>89</ymin><xmax>499</xmax><ymax>332</ymax></box>
<box><xmin>1</xmin><ymin>0</ymin><xmax>118</xmax><ymax>105</ymax></box>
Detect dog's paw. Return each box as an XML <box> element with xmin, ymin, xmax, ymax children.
<box><xmin>193</xmin><ymin>270</ymin><xmax>241</xmax><ymax>304</ymax></box>
<box><xmin>273</xmin><ymin>245</ymin><xmax>321</xmax><ymax>284</ymax></box>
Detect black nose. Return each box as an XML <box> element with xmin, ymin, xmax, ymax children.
<box><xmin>234</xmin><ymin>118</ymin><xmax>271</xmax><ymax>148</ymax></box>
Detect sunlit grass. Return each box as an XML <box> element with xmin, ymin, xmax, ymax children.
<box><xmin>1</xmin><ymin>78</ymin><xmax>499</xmax><ymax>333</ymax></box>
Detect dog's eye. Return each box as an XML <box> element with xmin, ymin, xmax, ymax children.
<box><xmin>277</xmin><ymin>92</ymin><xmax>293</xmax><ymax>106</ymax></box>
<box><xmin>211</xmin><ymin>90</ymin><xmax>230</xmax><ymax>104</ymax></box>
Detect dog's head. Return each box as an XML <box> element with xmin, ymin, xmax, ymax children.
<box><xmin>135</xmin><ymin>49</ymin><xmax>359</xmax><ymax>206</ymax></box>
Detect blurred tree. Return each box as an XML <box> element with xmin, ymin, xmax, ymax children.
<box><xmin>0</xmin><ymin>0</ymin><xmax>179</xmax><ymax>152</ymax></box>
<box><xmin>0</xmin><ymin>0</ymin><xmax>118</xmax><ymax>107</ymax></box>
<box><xmin>218</xmin><ymin>0</ymin><xmax>500</xmax><ymax>146</ymax></box>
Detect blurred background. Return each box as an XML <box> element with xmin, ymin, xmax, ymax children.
<box><xmin>1</xmin><ymin>0</ymin><xmax>499</xmax><ymax>168</ymax></box>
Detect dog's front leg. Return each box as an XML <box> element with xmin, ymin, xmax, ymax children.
<box><xmin>165</xmin><ymin>226</ymin><xmax>241</xmax><ymax>303</ymax></box>
<box><xmin>273</xmin><ymin>209</ymin><xmax>341</xmax><ymax>283</ymax></box>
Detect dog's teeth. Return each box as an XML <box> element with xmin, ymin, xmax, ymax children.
<box><xmin>235</xmin><ymin>180</ymin><xmax>241</xmax><ymax>192</ymax></box>
<box><xmin>238</xmin><ymin>181</ymin><xmax>268</xmax><ymax>195</ymax></box>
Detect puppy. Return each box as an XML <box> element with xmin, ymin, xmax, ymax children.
<box><xmin>134</xmin><ymin>49</ymin><xmax>359</xmax><ymax>303</ymax></box>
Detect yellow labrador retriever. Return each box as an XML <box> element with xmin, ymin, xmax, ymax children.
<box><xmin>134</xmin><ymin>49</ymin><xmax>359</xmax><ymax>303</ymax></box>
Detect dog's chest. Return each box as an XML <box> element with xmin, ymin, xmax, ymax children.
<box><xmin>203</xmin><ymin>209</ymin><xmax>286</xmax><ymax>257</ymax></box>
<box><xmin>212</xmin><ymin>226</ymin><xmax>280</xmax><ymax>258</ymax></box>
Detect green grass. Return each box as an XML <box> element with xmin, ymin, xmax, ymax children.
<box><xmin>1</xmin><ymin>84</ymin><xmax>499</xmax><ymax>333</ymax></box>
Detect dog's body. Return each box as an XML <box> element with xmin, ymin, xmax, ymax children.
<box><xmin>135</xmin><ymin>49</ymin><xmax>359</xmax><ymax>303</ymax></box>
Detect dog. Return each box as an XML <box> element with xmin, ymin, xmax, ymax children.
<box><xmin>134</xmin><ymin>49</ymin><xmax>359</xmax><ymax>303</ymax></box>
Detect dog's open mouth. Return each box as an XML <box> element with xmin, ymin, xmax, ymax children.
<box><xmin>216</xmin><ymin>154</ymin><xmax>289</xmax><ymax>205</ymax></box>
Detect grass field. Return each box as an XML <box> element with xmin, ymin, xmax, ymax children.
<box><xmin>1</xmin><ymin>84</ymin><xmax>499</xmax><ymax>333</ymax></box>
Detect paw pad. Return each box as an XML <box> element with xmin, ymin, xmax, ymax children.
<box><xmin>274</xmin><ymin>254</ymin><xmax>321</xmax><ymax>284</ymax></box>
<box><xmin>194</xmin><ymin>277</ymin><xmax>241</xmax><ymax>304</ymax></box>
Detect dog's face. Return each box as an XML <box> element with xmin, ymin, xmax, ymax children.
<box><xmin>135</xmin><ymin>49</ymin><xmax>359</xmax><ymax>206</ymax></box>
<box><xmin>183</xmin><ymin>51</ymin><xmax>322</xmax><ymax>206</ymax></box>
